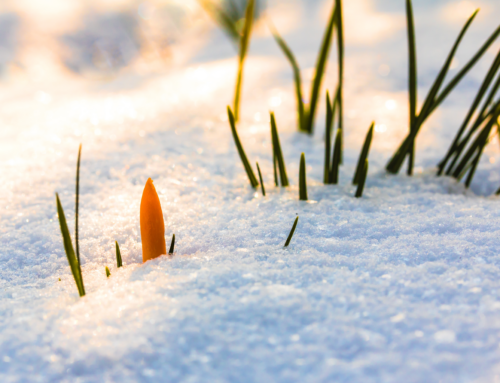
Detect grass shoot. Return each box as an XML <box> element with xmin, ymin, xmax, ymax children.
<box><xmin>233</xmin><ymin>0</ymin><xmax>255</xmax><ymax>122</ymax></box>
<box><xmin>256</xmin><ymin>162</ymin><xmax>266</xmax><ymax>196</ymax></box>
<box><xmin>329</xmin><ymin>128</ymin><xmax>342</xmax><ymax>184</ymax></box>
<box><xmin>270</xmin><ymin>112</ymin><xmax>289</xmax><ymax>187</ymax></box>
<box><xmin>105</xmin><ymin>266</ymin><xmax>111</xmax><ymax>278</ymax></box>
<box><xmin>115</xmin><ymin>241</ymin><xmax>122</xmax><ymax>268</ymax></box>
<box><xmin>228</xmin><ymin>106</ymin><xmax>259</xmax><ymax>188</ymax></box>
<box><xmin>169</xmin><ymin>234</ymin><xmax>176</xmax><ymax>255</ymax></box>
<box><xmin>355</xmin><ymin>160</ymin><xmax>369</xmax><ymax>198</ymax></box>
<box><xmin>284</xmin><ymin>216</ymin><xmax>299</xmax><ymax>247</ymax></box>
<box><xmin>299</xmin><ymin>153</ymin><xmax>308</xmax><ymax>201</ymax></box>
<box><xmin>353</xmin><ymin>122</ymin><xmax>374</xmax><ymax>185</ymax></box>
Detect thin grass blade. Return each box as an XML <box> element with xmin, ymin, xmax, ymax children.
<box><xmin>335</xmin><ymin>0</ymin><xmax>344</xmax><ymax>163</ymax></box>
<box><xmin>198</xmin><ymin>0</ymin><xmax>241</xmax><ymax>44</ymax></box>
<box><xmin>353</xmin><ymin>122</ymin><xmax>374</xmax><ymax>185</ymax></box>
<box><xmin>75</xmin><ymin>144</ymin><xmax>82</xmax><ymax>276</ymax></box>
<box><xmin>228</xmin><ymin>106</ymin><xmax>259</xmax><ymax>188</ymax></box>
<box><xmin>256</xmin><ymin>162</ymin><xmax>266</xmax><ymax>196</ymax></box>
<box><xmin>233</xmin><ymin>0</ymin><xmax>255</xmax><ymax>122</ymax></box>
<box><xmin>406</xmin><ymin>0</ymin><xmax>417</xmax><ymax>175</ymax></box>
<box><xmin>284</xmin><ymin>216</ymin><xmax>299</xmax><ymax>247</ymax></box>
<box><xmin>305</xmin><ymin>3</ymin><xmax>337</xmax><ymax>134</ymax></box>
<box><xmin>299</xmin><ymin>153</ymin><xmax>308</xmax><ymax>201</ymax></box>
<box><xmin>269</xmin><ymin>22</ymin><xmax>306</xmax><ymax>131</ymax></box>
<box><xmin>169</xmin><ymin>234</ymin><xmax>176</xmax><ymax>255</ymax></box>
<box><xmin>270</xmin><ymin>112</ymin><xmax>289</xmax><ymax>186</ymax></box>
<box><xmin>355</xmin><ymin>160</ymin><xmax>369</xmax><ymax>198</ymax></box>
<box><xmin>324</xmin><ymin>91</ymin><xmax>333</xmax><ymax>184</ymax></box>
<box><xmin>273</xmin><ymin>154</ymin><xmax>279</xmax><ymax>186</ymax></box>
<box><xmin>329</xmin><ymin>128</ymin><xmax>342</xmax><ymax>184</ymax></box>
<box><xmin>115</xmin><ymin>241</ymin><xmax>122</xmax><ymax>268</ymax></box>
<box><xmin>56</xmin><ymin>193</ymin><xmax>85</xmax><ymax>297</ymax></box>
<box><xmin>105</xmin><ymin>266</ymin><xmax>111</xmax><ymax>278</ymax></box>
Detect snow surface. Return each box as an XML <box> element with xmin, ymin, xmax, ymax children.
<box><xmin>2</xmin><ymin>0</ymin><xmax>500</xmax><ymax>382</ymax></box>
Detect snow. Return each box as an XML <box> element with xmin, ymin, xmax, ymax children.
<box><xmin>1</xmin><ymin>0</ymin><xmax>500</xmax><ymax>382</ymax></box>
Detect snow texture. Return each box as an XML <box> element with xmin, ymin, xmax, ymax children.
<box><xmin>1</xmin><ymin>0</ymin><xmax>500</xmax><ymax>382</ymax></box>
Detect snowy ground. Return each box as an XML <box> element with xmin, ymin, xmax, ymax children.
<box><xmin>1</xmin><ymin>0</ymin><xmax>500</xmax><ymax>382</ymax></box>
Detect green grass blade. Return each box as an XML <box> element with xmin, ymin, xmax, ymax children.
<box><xmin>406</xmin><ymin>0</ymin><xmax>417</xmax><ymax>175</ymax></box>
<box><xmin>105</xmin><ymin>266</ymin><xmax>111</xmax><ymax>278</ymax></box>
<box><xmin>269</xmin><ymin>22</ymin><xmax>306</xmax><ymax>131</ymax></box>
<box><xmin>227</xmin><ymin>106</ymin><xmax>259</xmax><ymax>188</ymax></box>
<box><xmin>335</xmin><ymin>0</ymin><xmax>344</xmax><ymax>163</ymax></box>
<box><xmin>324</xmin><ymin>91</ymin><xmax>333</xmax><ymax>184</ymax></box>
<box><xmin>299</xmin><ymin>153</ymin><xmax>308</xmax><ymax>201</ymax></box>
<box><xmin>56</xmin><ymin>193</ymin><xmax>85</xmax><ymax>297</ymax></box>
<box><xmin>115</xmin><ymin>241</ymin><xmax>122</xmax><ymax>268</ymax></box>
<box><xmin>233</xmin><ymin>0</ymin><xmax>255</xmax><ymax>122</ymax></box>
<box><xmin>270</xmin><ymin>112</ymin><xmax>289</xmax><ymax>187</ymax></box>
<box><xmin>438</xmin><ymin>50</ymin><xmax>500</xmax><ymax>175</ymax></box>
<box><xmin>355</xmin><ymin>160</ymin><xmax>368</xmax><ymax>198</ymax></box>
<box><xmin>431</xmin><ymin>23</ymin><xmax>500</xmax><ymax>115</ymax></box>
<box><xmin>75</xmin><ymin>144</ymin><xmax>82</xmax><ymax>276</ymax></box>
<box><xmin>273</xmin><ymin>154</ymin><xmax>279</xmax><ymax>186</ymax></box>
<box><xmin>329</xmin><ymin>128</ymin><xmax>342</xmax><ymax>184</ymax></box>
<box><xmin>353</xmin><ymin>122</ymin><xmax>374</xmax><ymax>185</ymax></box>
<box><xmin>169</xmin><ymin>234</ymin><xmax>176</xmax><ymax>255</ymax></box>
<box><xmin>256</xmin><ymin>162</ymin><xmax>266</xmax><ymax>196</ymax></box>
<box><xmin>284</xmin><ymin>216</ymin><xmax>299</xmax><ymax>247</ymax></box>
<box><xmin>305</xmin><ymin>3</ymin><xmax>337</xmax><ymax>134</ymax></box>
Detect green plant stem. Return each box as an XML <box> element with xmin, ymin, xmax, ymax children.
<box><xmin>284</xmin><ymin>216</ymin><xmax>299</xmax><ymax>247</ymax></box>
<box><xmin>324</xmin><ymin>91</ymin><xmax>333</xmax><ymax>184</ymax></box>
<box><xmin>105</xmin><ymin>266</ymin><xmax>111</xmax><ymax>278</ymax></box>
<box><xmin>169</xmin><ymin>234</ymin><xmax>176</xmax><ymax>255</ymax></box>
<box><xmin>270</xmin><ymin>112</ymin><xmax>289</xmax><ymax>186</ymax></box>
<box><xmin>75</xmin><ymin>144</ymin><xmax>82</xmax><ymax>277</ymax></box>
<box><xmin>335</xmin><ymin>0</ymin><xmax>344</xmax><ymax>163</ymax></box>
<box><xmin>406</xmin><ymin>0</ymin><xmax>417</xmax><ymax>176</ymax></box>
<box><xmin>329</xmin><ymin>128</ymin><xmax>342</xmax><ymax>184</ymax></box>
<box><xmin>256</xmin><ymin>162</ymin><xmax>266</xmax><ymax>196</ymax></box>
<box><xmin>299</xmin><ymin>153</ymin><xmax>308</xmax><ymax>201</ymax></box>
<box><xmin>355</xmin><ymin>160</ymin><xmax>368</xmax><ymax>198</ymax></box>
<box><xmin>353</xmin><ymin>122</ymin><xmax>374</xmax><ymax>185</ymax></box>
<box><xmin>115</xmin><ymin>241</ymin><xmax>122</xmax><ymax>268</ymax></box>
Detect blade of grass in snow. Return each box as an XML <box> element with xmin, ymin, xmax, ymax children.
<box><xmin>56</xmin><ymin>193</ymin><xmax>85</xmax><ymax>297</ymax></box>
<box><xmin>169</xmin><ymin>234</ymin><xmax>175</xmax><ymax>255</ymax></box>
<box><xmin>305</xmin><ymin>2</ymin><xmax>337</xmax><ymax>134</ymax></box>
<box><xmin>324</xmin><ymin>91</ymin><xmax>333</xmax><ymax>184</ymax></box>
<box><xmin>233</xmin><ymin>0</ymin><xmax>255</xmax><ymax>122</ymax></box>
<box><xmin>105</xmin><ymin>266</ymin><xmax>111</xmax><ymax>278</ymax></box>
<box><xmin>299</xmin><ymin>153</ymin><xmax>308</xmax><ymax>201</ymax></box>
<box><xmin>355</xmin><ymin>160</ymin><xmax>368</xmax><ymax>198</ymax></box>
<box><xmin>227</xmin><ymin>106</ymin><xmax>259</xmax><ymax>188</ymax></box>
<box><xmin>386</xmin><ymin>8</ymin><xmax>495</xmax><ymax>174</ymax></box>
<box><xmin>75</xmin><ymin>144</ymin><xmax>82</xmax><ymax>278</ymax></box>
<box><xmin>284</xmin><ymin>216</ymin><xmax>299</xmax><ymax>247</ymax></box>
<box><xmin>335</xmin><ymin>0</ymin><xmax>344</xmax><ymax>162</ymax></box>
<box><xmin>439</xmin><ymin>51</ymin><xmax>500</xmax><ymax>175</ymax></box>
<box><xmin>329</xmin><ymin>128</ymin><xmax>342</xmax><ymax>184</ymax></box>
<box><xmin>269</xmin><ymin>22</ymin><xmax>305</xmax><ymax>131</ymax></box>
<box><xmin>273</xmin><ymin>154</ymin><xmax>278</xmax><ymax>186</ymax></box>
<box><xmin>199</xmin><ymin>0</ymin><xmax>241</xmax><ymax>45</ymax></box>
<box><xmin>115</xmin><ymin>241</ymin><xmax>122</xmax><ymax>268</ymax></box>
<box><xmin>353</xmin><ymin>122</ymin><xmax>374</xmax><ymax>185</ymax></box>
<box><xmin>406</xmin><ymin>0</ymin><xmax>417</xmax><ymax>175</ymax></box>
<box><xmin>256</xmin><ymin>162</ymin><xmax>266</xmax><ymax>196</ymax></box>
<box><xmin>270</xmin><ymin>112</ymin><xmax>289</xmax><ymax>187</ymax></box>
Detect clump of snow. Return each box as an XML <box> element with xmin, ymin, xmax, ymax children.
<box><xmin>1</xmin><ymin>0</ymin><xmax>500</xmax><ymax>382</ymax></box>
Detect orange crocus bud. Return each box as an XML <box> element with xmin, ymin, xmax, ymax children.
<box><xmin>140</xmin><ymin>178</ymin><xmax>166</xmax><ymax>262</ymax></box>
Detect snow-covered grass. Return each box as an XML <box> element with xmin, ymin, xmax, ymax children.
<box><xmin>2</xmin><ymin>0</ymin><xmax>500</xmax><ymax>382</ymax></box>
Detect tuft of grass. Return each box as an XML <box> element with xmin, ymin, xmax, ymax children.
<box><xmin>386</xmin><ymin>6</ymin><xmax>500</xmax><ymax>175</ymax></box>
<box><xmin>233</xmin><ymin>0</ymin><xmax>255</xmax><ymax>122</ymax></box>
<box><xmin>256</xmin><ymin>162</ymin><xmax>266</xmax><ymax>196</ymax></box>
<box><xmin>270</xmin><ymin>2</ymin><xmax>337</xmax><ymax>134</ymax></box>
<box><xmin>115</xmin><ymin>241</ymin><xmax>122</xmax><ymax>268</ymax></box>
<box><xmin>169</xmin><ymin>234</ymin><xmax>176</xmax><ymax>255</ymax></box>
<box><xmin>227</xmin><ymin>106</ymin><xmax>259</xmax><ymax>188</ymax></box>
<box><xmin>284</xmin><ymin>216</ymin><xmax>299</xmax><ymax>247</ymax></box>
<box><xmin>299</xmin><ymin>153</ymin><xmax>308</xmax><ymax>201</ymax></box>
<box><xmin>438</xmin><ymin>49</ymin><xmax>500</xmax><ymax>175</ymax></box>
<box><xmin>329</xmin><ymin>128</ymin><xmax>342</xmax><ymax>184</ymax></box>
<box><xmin>270</xmin><ymin>112</ymin><xmax>289</xmax><ymax>186</ymax></box>
<box><xmin>355</xmin><ymin>160</ymin><xmax>369</xmax><ymax>198</ymax></box>
<box><xmin>353</xmin><ymin>122</ymin><xmax>374</xmax><ymax>185</ymax></box>
<box><xmin>105</xmin><ymin>266</ymin><xmax>111</xmax><ymax>278</ymax></box>
<box><xmin>56</xmin><ymin>193</ymin><xmax>85</xmax><ymax>297</ymax></box>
